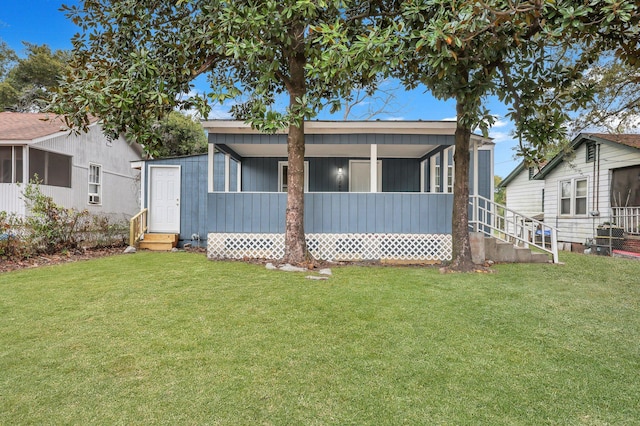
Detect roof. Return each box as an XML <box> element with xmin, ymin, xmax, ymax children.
<box><xmin>535</xmin><ymin>133</ymin><xmax>640</xmax><ymax>179</ymax></box>
<box><xmin>0</xmin><ymin>112</ymin><xmax>76</xmax><ymax>142</ymax></box>
<box><xmin>587</xmin><ymin>133</ymin><xmax>640</xmax><ymax>150</ymax></box>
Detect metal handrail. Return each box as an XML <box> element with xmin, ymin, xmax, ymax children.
<box><xmin>469</xmin><ymin>195</ymin><xmax>559</xmax><ymax>263</ymax></box>
<box><xmin>129</xmin><ymin>208</ymin><xmax>148</xmax><ymax>247</ymax></box>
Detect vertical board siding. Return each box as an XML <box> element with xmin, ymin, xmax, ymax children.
<box><xmin>477</xmin><ymin>150</ymin><xmax>492</xmax><ymax>199</ymax></box>
<box><xmin>207</xmin><ymin>192</ymin><xmax>453</xmax><ymax>233</ymax></box>
<box><xmin>382</xmin><ymin>158</ymin><xmax>420</xmax><ymax>192</ymax></box>
<box><xmin>146</xmin><ymin>155</ymin><xmax>208</xmax><ymax>244</ymax></box>
<box><xmin>243</xmin><ymin>157</ymin><xmax>425</xmax><ymax>193</ymax></box>
<box><xmin>210</xmin><ymin>133</ymin><xmax>456</xmax><ymax>147</ymax></box>
<box><xmin>308</xmin><ymin>157</ymin><xmax>350</xmax><ymax>192</ymax></box>
<box><xmin>242</xmin><ymin>157</ymin><xmax>282</xmax><ymax>192</ymax></box>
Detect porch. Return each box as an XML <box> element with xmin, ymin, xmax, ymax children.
<box><xmin>206</xmin><ymin>192</ymin><xmax>454</xmax><ymax>261</ymax></box>
<box><xmin>200</xmin><ymin>121</ymin><xmax>491</xmax><ymax>262</ymax></box>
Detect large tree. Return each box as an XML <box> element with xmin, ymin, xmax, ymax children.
<box><xmin>51</xmin><ymin>0</ymin><xmax>376</xmax><ymax>266</ymax></box>
<box><xmin>0</xmin><ymin>43</ymin><xmax>70</xmax><ymax>112</ymax></box>
<box><xmin>319</xmin><ymin>0</ymin><xmax>639</xmax><ymax>270</ymax></box>
<box><xmin>571</xmin><ymin>56</ymin><xmax>640</xmax><ymax>133</ymax></box>
<box><xmin>0</xmin><ymin>39</ymin><xmax>17</xmax><ymax>80</ymax></box>
<box><xmin>155</xmin><ymin>111</ymin><xmax>208</xmax><ymax>158</ymax></box>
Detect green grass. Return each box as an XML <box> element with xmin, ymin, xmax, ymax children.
<box><xmin>1</xmin><ymin>252</ymin><xmax>639</xmax><ymax>425</ymax></box>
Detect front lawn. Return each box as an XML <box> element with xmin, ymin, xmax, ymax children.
<box><xmin>1</xmin><ymin>252</ymin><xmax>638</xmax><ymax>424</ymax></box>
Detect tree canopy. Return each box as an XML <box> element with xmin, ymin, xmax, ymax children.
<box><xmin>155</xmin><ymin>111</ymin><xmax>208</xmax><ymax>158</ymax></box>
<box><xmin>51</xmin><ymin>0</ymin><xmax>380</xmax><ymax>265</ymax></box>
<box><xmin>317</xmin><ymin>0</ymin><xmax>639</xmax><ymax>269</ymax></box>
<box><xmin>0</xmin><ymin>43</ymin><xmax>70</xmax><ymax>112</ymax></box>
<box><xmin>571</xmin><ymin>56</ymin><xmax>640</xmax><ymax>133</ymax></box>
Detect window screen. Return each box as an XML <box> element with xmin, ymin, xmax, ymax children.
<box><xmin>28</xmin><ymin>148</ymin><xmax>72</xmax><ymax>187</ymax></box>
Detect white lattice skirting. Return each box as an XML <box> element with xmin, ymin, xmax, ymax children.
<box><xmin>207</xmin><ymin>233</ymin><xmax>453</xmax><ymax>262</ymax></box>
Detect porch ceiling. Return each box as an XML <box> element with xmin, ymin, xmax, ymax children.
<box><xmin>224</xmin><ymin>143</ymin><xmax>439</xmax><ymax>158</ymax></box>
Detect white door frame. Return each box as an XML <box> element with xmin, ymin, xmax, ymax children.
<box><xmin>147</xmin><ymin>165</ymin><xmax>181</xmax><ymax>233</ymax></box>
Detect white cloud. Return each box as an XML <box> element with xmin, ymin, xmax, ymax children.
<box><xmin>442</xmin><ymin>116</ymin><xmax>457</xmax><ymax>121</ymax></box>
<box><xmin>489</xmin><ymin>130</ymin><xmax>515</xmax><ymax>144</ymax></box>
<box><xmin>491</xmin><ymin>119</ymin><xmax>510</xmax><ymax>128</ymax></box>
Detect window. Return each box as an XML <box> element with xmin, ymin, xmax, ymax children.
<box><xmin>586</xmin><ymin>142</ymin><xmax>596</xmax><ymax>163</ymax></box>
<box><xmin>430</xmin><ymin>147</ymin><xmax>454</xmax><ymax>193</ymax></box>
<box><xmin>278</xmin><ymin>161</ymin><xmax>308</xmax><ymax>192</ymax></box>
<box><xmin>433</xmin><ymin>156</ymin><xmax>441</xmax><ymax>192</ymax></box>
<box><xmin>0</xmin><ymin>146</ymin><xmax>23</xmax><ymax>183</ymax></box>
<box><xmin>349</xmin><ymin>160</ymin><xmax>382</xmax><ymax>192</ymax></box>
<box><xmin>88</xmin><ymin>163</ymin><xmax>101</xmax><ymax>205</ymax></box>
<box><xmin>447</xmin><ymin>163</ymin><xmax>454</xmax><ymax>193</ymax></box>
<box><xmin>28</xmin><ymin>148</ymin><xmax>72</xmax><ymax>187</ymax></box>
<box><xmin>560</xmin><ymin>178</ymin><xmax>587</xmax><ymax>216</ymax></box>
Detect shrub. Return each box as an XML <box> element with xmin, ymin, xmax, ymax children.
<box><xmin>0</xmin><ymin>211</ymin><xmax>27</xmax><ymax>259</ymax></box>
<box><xmin>22</xmin><ymin>182</ymin><xmax>89</xmax><ymax>255</ymax></box>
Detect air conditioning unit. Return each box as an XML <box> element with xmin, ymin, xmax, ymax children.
<box><xmin>89</xmin><ymin>194</ymin><xmax>101</xmax><ymax>204</ymax></box>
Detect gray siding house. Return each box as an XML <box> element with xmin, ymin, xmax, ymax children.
<box><xmin>140</xmin><ymin>120</ymin><xmax>494</xmax><ymax>261</ymax></box>
<box><xmin>0</xmin><ymin>112</ymin><xmax>143</xmax><ymax>220</ymax></box>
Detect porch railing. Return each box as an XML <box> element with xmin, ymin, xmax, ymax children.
<box><xmin>611</xmin><ymin>207</ymin><xmax>640</xmax><ymax>235</ymax></box>
<box><xmin>129</xmin><ymin>208</ymin><xmax>148</xmax><ymax>246</ymax></box>
<box><xmin>469</xmin><ymin>195</ymin><xmax>559</xmax><ymax>263</ymax></box>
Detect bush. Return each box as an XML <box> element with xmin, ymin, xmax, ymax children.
<box><xmin>0</xmin><ymin>211</ymin><xmax>27</xmax><ymax>259</ymax></box>
<box><xmin>1</xmin><ymin>183</ymin><xmax>131</xmax><ymax>261</ymax></box>
<box><xmin>22</xmin><ymin>182</ymin><xmax>89</xmax><ymax>255</ymax></box>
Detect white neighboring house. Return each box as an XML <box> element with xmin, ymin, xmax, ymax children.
<box><xmin>501</xmin><ymin>133</ymin><xmax>640</xmax><ymax>246</ymax></box>
<box><xmin>0</xmin><ymin>112</ymin><xmax>143</xmax><ymax>219</ymax></box>
<box><xmin>499</xmin><ymin>161</ymin><xmax>545</xmax><ymax>218</ymax></box>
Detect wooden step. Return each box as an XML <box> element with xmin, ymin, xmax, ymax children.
<box><xmin>139</xmin><ymin>233</ymin><xmax>179</xmax><ymax>251</ymax></box>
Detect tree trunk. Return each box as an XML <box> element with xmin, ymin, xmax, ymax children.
<box><xmin>450</xmin><ymin>99</ymin><xmax>476</xmax><ymax>272</ymax></box>
<box><xmin>282</xmin><ymin>43</ymin><xmax>310</xmax><ymax>266</ymax></box>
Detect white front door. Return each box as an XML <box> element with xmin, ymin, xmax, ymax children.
<box><xmin>148</xmin><ymin>165</ymin><xmax>181</xmax><ymax>233</ymax></box>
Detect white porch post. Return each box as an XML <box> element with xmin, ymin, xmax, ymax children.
<box><xmin>472</xmin><ymin>140</ymin><xmax>479</xmax><ymax>197</ymax></box>
<box><xmin>237</xmin><ymin>161</ymin><xmax>242</xmax><ymax>192</ymax></box>
<box><xmin>224</xmin><ymin>153</ymin><xmax>230</xmax><ymax>192</ymax></box>
<box><xmin>208</xmin><ymin>143</ymin><xmax>215</xmax><ymax>193</ymax></box>
<box><xmin>22</xmin><ymin>146</ymin><xmax>28</xmax><ymax>184</ymax></box>
<box><xmin>370</xmin><ymin>143</ymin><xmax>378</xmax><ymax>193</ymax></box>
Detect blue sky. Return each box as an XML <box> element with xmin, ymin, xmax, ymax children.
<box><xmin>1</xmin><ymin>0</ymin><xmax>522</xmax><ymax>178</ymax></box>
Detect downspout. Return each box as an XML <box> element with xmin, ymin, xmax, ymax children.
<box><xmin>596</xmin><ymin>142</ymin><xmax>601</xmax><ymax>211</ymax></box>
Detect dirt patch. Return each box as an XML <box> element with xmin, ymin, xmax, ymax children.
<box><xmin>0</xmin><ymin>246</ymin><xmax>126</xmax><ymax>274</ymax></box>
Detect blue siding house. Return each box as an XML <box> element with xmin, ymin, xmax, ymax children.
<box><xmin>140</xmin><ymin>120</ymin><xmax>494</xmax><ymax>261</ymax></box>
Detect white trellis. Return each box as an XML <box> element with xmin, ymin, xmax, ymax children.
<box><xmin>208</xmin><ymin>233</ymin><xmax>452</xmax><ymax>262</ymax></box>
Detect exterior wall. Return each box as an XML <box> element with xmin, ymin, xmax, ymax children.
<box><xmin>0</xmin><ymin>184</ymin><xmax>25</xmax><ymax>216</ymax></box>
<box><xmin>543</xmin><ymin>142</ymin><xmax>640</xmax><ymax>243</ymax></box>
<box><xmin>505</xmin><ymin>169</ymin><xmax>545</xmax><ymax>216</ymax></box>
<box><xmin>241</xmin><ymin>157</ymin><xmax>422</xmax><ymax>193</ymax></box>
<box><xmin>207</xmin><ymin>192</ymin><xmax>453</xmax><ymax>234</ymax></box>
<box><xmin>474</xmin><ymin>149</ymin><xmax>493</xmax><ymax>199</ymax></box>
<box><xmin>1</xmin><ymin>125</ymin><xmax>141</xmax><ymax>219</ymax></box>
<box><xmin>211</xmin><ymin>132</ymin><xmax>456</xmax><ymax>147</ymax></box>
<box><xmin>145</xmin><ymin>155</ymin><xmax>209</xmax><ymax>246</ymax></box>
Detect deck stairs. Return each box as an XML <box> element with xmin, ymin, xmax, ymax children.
<box><xmin>482</xmin><ymin>236</ymin><xmax>551</xmax><ymax>263</ymax></box>
<box><xmin>138</xmin><ymin>233</ymin><xmax>179</xmax><ymax>251</ymax></box>
<box><xmin>469</xmin><ymin>195</ymin><xmax>559</xmax><ymax>264</ymax></box>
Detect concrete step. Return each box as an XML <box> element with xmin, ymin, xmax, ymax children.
<box><xmin>139</xmin><ymin>233</ymin><xmax>179</xmax><ymax>251</ymax></box>
<box><xmin>481</xmin><ymin>236</ymin><xmax>551</xmax><ymax>264</ymax></box>
<box><xmin>530</xmin><ymin>252</ymin><xmax>551</xmax><ymax>263</ymax></box>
